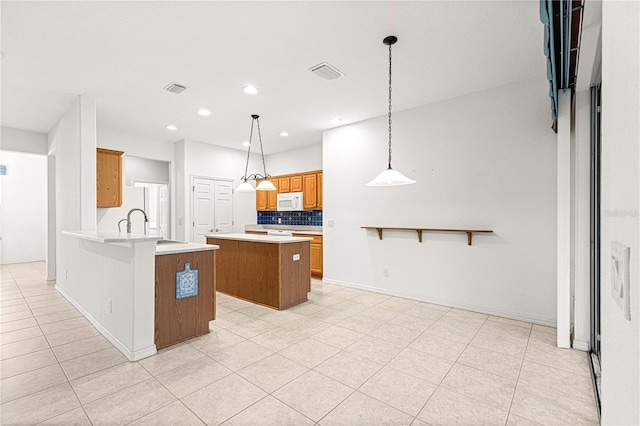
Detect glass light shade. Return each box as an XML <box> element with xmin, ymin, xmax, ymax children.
<box><xmin>236</xmin><ymin>181</ymin><xmax>255</xmax><ymax>192</ymax></box>
<box><xmin>365</xmin><ymin>168</ymin><xmax>416</xmax><ymax>186</ymax></box>
<box><xmin>256</xmin><ymin>180</ymin><xmax>277</xmax><ymax>191</ymax></box>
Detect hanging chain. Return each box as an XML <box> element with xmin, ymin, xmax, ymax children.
<box><xmin>387</xmin><ymin>42</ymin><xmax>393</xmax><ymax>170</ymax></box>
<box><xmin>242</xmin><ymin>118</ymin><xmax>254</xmax><ymax>181</ymax></box>
<box><xmin>255</xmin><ymin>116</ymin><xmax>270</xmax><ymax>179</ymax></box>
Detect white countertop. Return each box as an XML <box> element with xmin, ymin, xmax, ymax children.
<box><xmin>63</xmin><ymin>231</ymin><xmax>163</xmax><ymax>243</ymax></box>
<box><xmin>155</xmin><ymin>242</ymin><xmax>219</xmax><ymax>255</ymax></box>
<box><xmin>245</xmin><ymin>225</ymin><xmax>322</xmax><ymax>235</ymax></box>
<box><xmin>205</xmin><ymin>233</ymin><xmax>313</xmax><ymax>244</ymax></box>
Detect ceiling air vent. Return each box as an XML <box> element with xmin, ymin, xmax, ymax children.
<box><xmin>308</xmin><ymin>62</ymin><xmax>343</xmax><ymax>81</ymax></box>
<box><xmin>163</xmin><ymin>82</ymin><xmax>188</xmax><ymax>94</ymax></box>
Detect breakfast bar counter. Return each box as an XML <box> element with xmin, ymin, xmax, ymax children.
<box><xmin>205</xmin><ymin>233</ymin><xmax>312</xmax><ymax>310</ymax></box>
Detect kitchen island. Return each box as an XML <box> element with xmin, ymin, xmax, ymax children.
<box><xmin>206</xmin><ymin>233</ymin><xmax>312</xmax><ymax>310</ymax></box>
<box><xmin>155</xmin><ymin>242</ymin><xmax>219</xmax><ymax>349</ymax></box>
<box><xmin>60</xmin><ymin>231</ymin><xmax>218</xmax><ymax>360</ymax></box>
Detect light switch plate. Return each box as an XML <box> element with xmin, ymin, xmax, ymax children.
<box><xmin>611</xmin><ymin>241</ymin><xmax>631</xmax><ymax>321</ymax></box>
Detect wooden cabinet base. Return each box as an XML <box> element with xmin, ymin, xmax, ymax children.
<box><xmin>207</xmin><ymin>238</ymin><xmax>310</xmax><ymax>310</ymax></box>
<box><xmin>155</xmin><ymin>251</ymin><xmax>215</xmax><ymax>350</ymax></box>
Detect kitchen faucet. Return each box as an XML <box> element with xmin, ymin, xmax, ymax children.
<box><xmin>126</xmin><ymin>208</ymin><xmax>149</xmax><ymax>234</ymax></box>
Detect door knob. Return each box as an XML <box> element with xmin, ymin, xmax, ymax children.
<box><xmin>208</xmin><ymin>228</ymin><xmax>213</xmax><ymax>232</ymax></box>
<box><xmin>215</xmin><ymin>228</ymin><xmax>219</xmax><ymax>232</ymax></box>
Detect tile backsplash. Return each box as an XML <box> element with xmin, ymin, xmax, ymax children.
<box><xmin>258</xmin><ymin>210</ymin><xmax>322</xmax><ymax>226</ymax></box>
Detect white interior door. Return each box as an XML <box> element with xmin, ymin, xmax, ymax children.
<box><xmin>193</xmin><ymin>178</ymin><xmax>215</xmax><ymax>243</ymax></box>
<box><xmin>214</xmin><ymin>180</ymin><xmax>233</xmax><ymax>234</ymax></box>
<box><xmin>192</xmin><ymin>177</ymin><xmax>234</xmax><ymax>243</ymax></box>
<box><xmin>158</xmin><ymin>184</ymin><xmax>168</xmax><ymax>239</ymax></box>
<box><xmin>133</xmin><ymin>181</ymin><xmax>170</xmax><ymax>238</ymax></box>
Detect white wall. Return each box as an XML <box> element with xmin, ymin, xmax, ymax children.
<box><xmin>97</xmin><ymin>187</ymin><xmax>148</xmax><ymax>234</ymax></box>
<box><xmin>0</xmin><ymin>151</ymin><xmax>47</xmax><ymax>264</ymax></box>
<box><xmin>97</xmin><ymin>128</ymin><xmax>176</xmax><ymax>239</ymax></box>
<box><xmin>1</xmin><ymin>127</ymin><xmax>48</xmax><ymax>155</ymax></box>
<box><xmin>323</xmin><ymin>77</ymin><xmax>558</xmax><ymax>324</ymax></box>
<box><xmin>571</xmin><ymin>89</ymin><xmax>593</xmax><ymax>350</ymax></box>
<box><xmin>175</xmin><ymin>140</ymin><xmax>261</xmax><ymax>240</ymax></box>
<box><xmin>266</xmin><ymin>143</ymin><xmax>322</xmax><ymax>176</ymax></box>
<box><xmin>48</xmin><ymin>96</ymin><xmax>97</xmax><ymax>286</ymax></box>
<box><xmin>97</xmin><ymin>128</ymin><xmax>174</xmax><ymax>162</ymax></box>
<box><xmin>123</xmin><ymin>156</ymin><xmax>169</xmax><ymax>186</ymax></box>
<box><xmin>599</xmin><ymin>1</ymin><xmax>639</xmax><ymax>423</ymax></box>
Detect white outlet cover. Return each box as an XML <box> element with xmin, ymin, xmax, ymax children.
<box><xmin>611</xmin><ymin>241</ymin><xmax>631</xmax><ymax>321</ymax></box>
<box><xmin>293</xmin><ymin>254</ymin><xmax>300</xmax><ymax>261</ymax></box>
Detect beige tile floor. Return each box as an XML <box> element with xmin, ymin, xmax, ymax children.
<box><xmin>0</xmin><ymin>262</ymin><xmax>600</xmax><ymax>425</ymax></box>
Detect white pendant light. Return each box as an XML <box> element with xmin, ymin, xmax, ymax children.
<box><xmin>366</xmin><ymin>35</ymin><xmax>416</xmax><ymax>187</ymax></box>
<box><xmin>236</xmin><ymin>181</ymin><xmax>255</xmax><ymax>192</ymax></box>
<box><xmin>365</xmin><ymin>168</ymin><xmax>415</xmax><ymax>186</ymax></box>
<box><xmin>256</xmin><ymin>179</ymin><xmax>277</xmax><ymax>191</ymax></box>
<box><xmin>237</xmin><ymin>114</ymin><xmax>277</xmax><ymax>192</ymax></box>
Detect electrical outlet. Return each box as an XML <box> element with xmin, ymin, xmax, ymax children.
<box><xmin>293</xmin><ymin>254</ymin><xmax>300</xmax><ymax>261</ymax></box>
<box><xmin>611</xmin><ymin>241</ymin><xmax>631</xmax><ymax>321</ymax></box>
<box><xmin>383</xmin><ymin>268</ymin><xmax>389</xmax><ymax>277</ymax></box>
<box><xmin>328</xmin><ymin>219</ymin><xmax>335</xmax><ymax>228</ymax></box>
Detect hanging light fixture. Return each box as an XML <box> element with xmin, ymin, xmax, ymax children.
<box><xmin>366</xmin><ymin>35</ymin><xmax>416</xmax><ymax>187</ymax></box>
<box><xmin>236</xmin><ymin>114</ymin><xmax>277</xmax><ymax>192</ymax></box>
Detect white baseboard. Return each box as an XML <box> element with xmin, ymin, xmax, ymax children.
<box><xmin>55</xmin><ymin>285</ymin><xmax>156</xmax><ymax>361</ymax></box>
<box><xmin>572</xmin><ymin>340</ymin><xmax>590</xmax><ymax>352</ymax></box>
<box><xmin>321</xmin><ymin>277</ymin><xmax>557</xmax><ymax>327</ymax></box>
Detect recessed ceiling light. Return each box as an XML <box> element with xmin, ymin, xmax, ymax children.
<box><xmin>165</xmin><ymin>124</ymin><xmax>178</xmax><ymax>131</ymax></box>
<box><xmin>279</xmin><ymin>132</ymin><xmax>289</xmax><ymax>137</ymax></box>
<box><xmin>242</xmin><ymin>141</ymin><xmax>251</xmax><ymax>147</ymax></box>
<box><xmin>243</xmin><ymin>85</ymin><xmax>258</xmax><ymax>95</ymax></box>
<box><xmin>330</xmin><ymin>117</ymin><xmax>342</xmax><ymax>124</ymax></box>
<box><xmin>198</xmin><ymin>108</ymin><xmax>211</xmax><ymax>116</ymax></box>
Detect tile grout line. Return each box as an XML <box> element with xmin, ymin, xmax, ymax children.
<box><xmin>2</xmin><ymin>266</ymin><xmax>597</xmax><ymax>425</ymax></box>
<box><xmin>411</xmin><ymin>314</ymin><xmax>494</xmax><ymax>424</ymax></box>
<box><xmin>1</xmin><ymin>266</ymin><xmax>94</xmax><ymax>425</ymax></box>
<box><xmin>504</xmin><ymin>323</ymin><xmax>533</xmax><ymax>425</ymax></box>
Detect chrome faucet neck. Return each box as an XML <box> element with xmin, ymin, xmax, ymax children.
<box><xmin>126</xmin><ymin>208</ymin><xmax>149</xmax><ymax>234</ymax></box>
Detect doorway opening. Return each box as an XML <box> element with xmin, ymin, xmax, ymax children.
<box><xmin>132</xmin><ymin>181</ymin><xmax>169</xmax><ymax>239</ymax></box>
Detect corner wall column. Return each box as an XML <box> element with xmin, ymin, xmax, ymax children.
<box><xmin>557</xmin><ymin>89</ymin><xmax>572</xmax><ymax>348</ymax></box>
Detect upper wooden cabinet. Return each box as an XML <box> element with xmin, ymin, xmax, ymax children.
<box><xmin>256</xmin><ymin>186</ymin><xmax>268</xmax><ymax>210</ymax></box>
<box><xmin>96</xmin><ymin>148</ymin><xmax>124</xmax><ymax>208</ymax></box>
<box><xmin>278</xmin><ymin>177</ymin><xmax>290</xmax><ymax>193</ymax></box>
<box><xmin>255</xmin><ymin>170</ymin><xmax>322</xmax><ymax>211</ymax></box>
<box><xmin>317</xmin><ymin>172</ymin><xmax>323</xmax><ymax>210</ymax></box>
<box><xmin>303</xmin><ymin>174</ymin><xmax>318</xmax><ymax>210</ymax></box>
<box><xmin>268</xmin><ymin>179</ymin><xmax>278</xmax><ymax>209</ymax></box>
<box><xmin>256</xmin><ymin>178</ymin><xmax>279</xmax><ymax>210</ymax></box>
<box><xmin>290</xmin><ymin>175</ymin><xmax>303</xmax><ymax>192</ymax></box>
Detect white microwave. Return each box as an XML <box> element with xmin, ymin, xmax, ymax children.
<box><xmin>277</xmin><ymin>192</ymin><xmax>304</xmax><ymax>211</ymax></box>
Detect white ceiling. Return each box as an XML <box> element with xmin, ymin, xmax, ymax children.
<box><xmin>1</xmin><ymin>1</ymin><xmax>545</xmax><ymax>155</ymax></box>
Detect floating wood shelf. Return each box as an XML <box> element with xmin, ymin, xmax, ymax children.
<box><xmin>361</xmin><ymin>226</ymin><xmax>493</xmax><ymax>246</ymax></box>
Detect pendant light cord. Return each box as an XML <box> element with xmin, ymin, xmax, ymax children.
<box><xmin>256</xmin><ymin>117</ymin><xmax>269</xmax><ymax>179</ymax></box>
<box><xmin>242</xmin><ymin>118</ymin><xmax>254</xmax><ymax>181</ymax></box>
<box><xmin>387</xmin><ymin>42</ymin><xmax>393</xmax><ymax>170</ymax></box>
